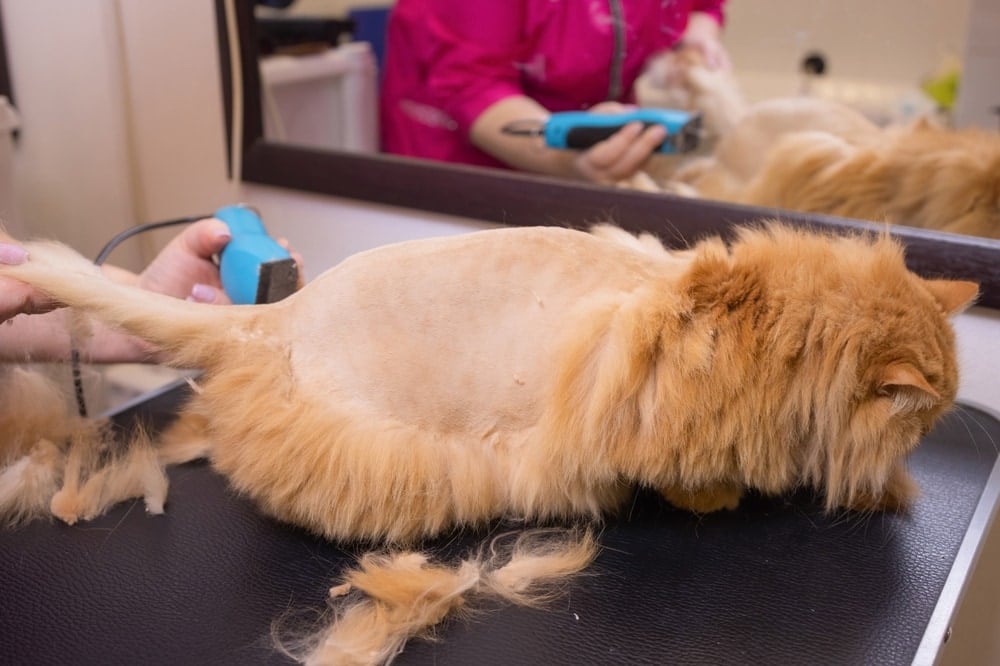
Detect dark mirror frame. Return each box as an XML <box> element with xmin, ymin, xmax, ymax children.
<box><xmin>216</xmin><ymin>0</ymin><xmax>1000</xmax><ymax>309</ymax></box>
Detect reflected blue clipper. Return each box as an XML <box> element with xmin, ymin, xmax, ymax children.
<box><xmin>543</xmin><ymin>108</ymin><xmax>702</xmax><ymax>154</ymax></box>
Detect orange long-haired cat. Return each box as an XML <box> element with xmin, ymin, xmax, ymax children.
<box><xmin>675</xmin><ymin>97</ymin><xmax>1000</xmax><ymax>239</ymax></box>
<box><xmin>0</xmin><ymin>223</ymin><xmax>977</xmax><ymax>665</ymax></box>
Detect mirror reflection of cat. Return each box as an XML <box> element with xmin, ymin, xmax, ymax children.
<box><xmin>635</xmin><ymin>54</ymin><xmax>1000</xmax><ymax>239</ymax></box>
<box><xmin>255</xmin><ymin>1</ymin><xmax>996</xmax><ymax>238</ymax></box>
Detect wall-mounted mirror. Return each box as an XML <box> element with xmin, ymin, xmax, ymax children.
<box><xmin>216</xmin><ymin>0</ymin><xmax>1000</xmax><ymax>308</ymax></box>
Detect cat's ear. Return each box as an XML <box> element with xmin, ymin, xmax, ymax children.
<box><xmin>922</xmin><ymin>279</ymin><xmax>979</xmax><ymax>316</ymax></box>
<box><xmin>877</xmin><ymin>362</ymin><xmax>940</xmax><ymax>410</ymax></box>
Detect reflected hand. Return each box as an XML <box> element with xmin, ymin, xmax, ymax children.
<box><xmin>137</xmin><ymin>218</ymin><xmax>233</xmax><ymax>305</ymax></box>
<box><xmin>572</xmin><ymin>105</ymin><xmax>668</xmax><ymax>184</ymax></box>
<box><xmin>680</xmin><ymin>12</ymin><xmax>731</xmax><ymax>71</ymax></box>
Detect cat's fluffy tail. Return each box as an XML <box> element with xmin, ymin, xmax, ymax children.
<box><xmin>283</xmin><ymin>529</ymin><xmax>597</xmax><ymax>666</ymax></box>
<box><xmin>0</xmin><ymin>241</ymin><xmax>267</xmax><ymax>368</ymax></box>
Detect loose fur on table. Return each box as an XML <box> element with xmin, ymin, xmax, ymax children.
<box><xmin>0</xmin><ymin>223</ymin><xmax>977</xmax><ymax>665</ymax></box>
<box><xmin>673</xmin><ymin>97</ymin><xmax>1000</xmax><ymax>238</ymax></box>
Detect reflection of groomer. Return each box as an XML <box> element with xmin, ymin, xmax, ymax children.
<box><xmin>380</xmin><ymin>0</ymin><xmax>730</xmax><ymax>184</ymax></box>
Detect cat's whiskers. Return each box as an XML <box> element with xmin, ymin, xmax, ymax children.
<box><xmin>953</xmin><ymin>407</ymin><xmax>999</xmax><ymax>455</ymax></box>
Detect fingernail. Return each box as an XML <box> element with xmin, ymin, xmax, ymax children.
<box><xmin>205</xmin><ymin>218</ymin><xmax>231</xmax><ymax>239</ymax></box>
<box><xmin>189</xmin><ymin>283</ymin><xmax>218</xmax><ymax>303</ymax></box>
<box><xmin>0</xmin><ymin>243</ymin><xmax>28</xmax><ymax>264</ymax></box>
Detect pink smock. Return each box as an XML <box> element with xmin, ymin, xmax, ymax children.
<box><xmin>379</xmin><ymin>0</ymin><xmax>725</xmax><ymax>168</ymax></box>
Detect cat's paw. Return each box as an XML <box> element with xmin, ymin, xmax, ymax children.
<box><xmin>50</xmin><ymin>489</ymin><xmax>83</xmax><ymax>525</ymax></box>
<box><xmin>660</xmin><ymin>483</ymin><xmax>743</xmax><ymax>514</ymax></box>
<box><xmin>848</xmin><ymin>466</ymin><xmax>919</xmax><ymax>513</ymax></box>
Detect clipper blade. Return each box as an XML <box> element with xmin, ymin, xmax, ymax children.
<box><xmin>255</xmin><ymin>257</ymin><xmax>299</xmax><ymax>304</ymax></box>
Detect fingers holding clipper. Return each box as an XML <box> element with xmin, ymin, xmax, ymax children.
<box><xmin>185</xmin><ymin>218</ymin><xmax>233</xmax><ymax>259</ymax></box>
<box><xmin>575</xmin><ymin>122</ymin><xmax>667</xmax><ymax>184</ymax></box>
<box><xmin>187</xmin><ymin>283</ymin><xmax>230</xmax><ymax>305</ymax></box>
<box><xmin>138</xmin><ymin>218</ymin><xmax>231</xmax><ymax>300</ymax></box>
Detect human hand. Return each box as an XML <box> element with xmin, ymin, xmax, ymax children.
<box><xmin>680</xmin><ymin>12</ymin><xmax>731</xmax><ymax>72</ymax></box>
<box><xmin>572</xmin><ymin>103</ymin><xmax>668</xmax><ymax>185</ymax></box>
<box><xmin>134</xmin><ymin>218</ymin><xmax>233</xmax><ymax>304</ymax></box>
<box><xmin>137</xmin><ymin>217</ymin><xmax>305</xmax><ymax>304</ymax></box>
<box><xmin>0</xmin><ymin>236</ymin><xmax>56</xmax><ymax>324</ymax></box>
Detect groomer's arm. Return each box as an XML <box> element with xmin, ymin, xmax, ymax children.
<box><xmin>470</xmin><ymin>95</ymin><xmax>668</xmax><ymax>184</ymax></box>
<box><xmin>683</xmin><ymin>5</ymin><xmax>731</xmax><ymax>71</ymax></box>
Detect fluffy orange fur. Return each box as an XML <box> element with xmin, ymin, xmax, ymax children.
<box><xmin>676</xmin><ymin>98</ymin><xmax>1000</xmax><ymax>238</ymax></box>
<box><xmin>0</xmin><ymin>367</ymin><xmax>167</xmax><ymax>526</ymax></box>
<box><xmin>289</xmin><ymin>530</ymin><xmax>596</xmax><ymax>665</ymax></box>
<box><xmin>0</xmin><ymin>366</ymin><xmax>77</xmax><ymax>461</ymax></box>
<box><xmin>0</xmin><ymin>223</ymin><xmax>977</xmax><ymax>664</ymax></box>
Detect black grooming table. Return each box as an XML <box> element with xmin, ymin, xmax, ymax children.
<box><xmin>1</xmin><ymin>383</ymin><xmax>998</xmax><ymax>666</ymax></box>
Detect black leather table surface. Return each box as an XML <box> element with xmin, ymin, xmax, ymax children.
<box><xmin>1</xmin><ymin>385</ymin><xmax>998</xmax><ymax>666</ymax></box>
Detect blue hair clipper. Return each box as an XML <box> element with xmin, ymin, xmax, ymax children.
<box><xmin>215</xmin><ymin>204</ymin><xmax>299</xmax><ymax>305</ymax></box>
<box><xmin>503</xmin><ymin>108</ymin><xmax>702</xmax><ymax>155</ymax></box>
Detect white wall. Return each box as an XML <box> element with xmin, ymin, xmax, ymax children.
<box><xmin>724</xmin><ymin>0</ymin><xmax>969</xmax><ymax>85</ymax></box>
<box><xmin>4</xmin><ymin>0</ymin><xmax>242</xmax><ymax>268</ymax></box>
<box><xmin>722</xmin><ymin>0</ymin><xmax>970</xmax><ymax>123</ymax></box>
<box><xmin>3</xmin><ymin>0</ymin><xmax>143</xmax><ymax>267</ymax></box>
<box><xmin>116</xmin><ymin>2</ymin><xmax>238</xmax><ymax>226</ymax></box>
<box><xmin>112</xmin><ymin>0</ymin><xmax>240</xmax><ymax>260</ymax></box>
<box><xmin>954</xmin><ymin>0</ymin><xmax>1000</xmax><ymax>129</ymax></box>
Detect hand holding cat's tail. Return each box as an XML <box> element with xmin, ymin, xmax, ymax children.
<box><xmin>0</xmin><ymin>241</ymin><xmax>272</xmax><ymax>368</ymax></box>
<box><xmin>285</xmin><ymin>530</ymin><xmax>597</xmax><ymax>666</ymax></box>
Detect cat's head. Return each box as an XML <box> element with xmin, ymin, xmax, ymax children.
<box><xmin>788</xmin><ymin>231</ymin><xmax>977</xmax><ymax>511</ymax></box>
<box><xmin>894</xmin><ymin>120</ymin><xmax>1000</xmax><ymax>239</ymax></box>
<box><xmin>717</xmin><ymin>225</ymin><xmax>978</xmax><ymax>512</ymax></box>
